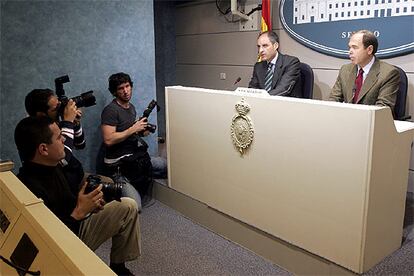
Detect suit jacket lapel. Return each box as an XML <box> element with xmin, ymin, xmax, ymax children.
<box><xmin>345</xmin><ymin>65</ymin><xmax>358</xmax><ymax>103</ymax></box>
<box><xmin>272</xmin><ymin>53</ymin><xmax>284</xmax><ymax>88</ymax></box>
<box><xmin>259</xmin><ymin>61</ymin><xmax>268</xmax><ymax>87</ymax></box>
<box><xmin>356</xmin><ymin>59</ymin><xmax>379</xmax><ymax>103</ymax></box>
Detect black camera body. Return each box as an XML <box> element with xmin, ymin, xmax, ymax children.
<box><xmin>140</xmin><ymin>100</ymin><xmax>160</xmax><ymax>133</ymax></box>
<box><xmin>54</xmin><ymin>75</ymin><xmax>96</xmax><ymax>117</ymax></box>
<box><xmin>84</xmin><ymin>174</ymin><xmax>123</xmax><ymax>202</ymax></box>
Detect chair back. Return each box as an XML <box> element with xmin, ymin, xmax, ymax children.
<box><xmin>300</xmin><ymin>62</ymin><xmax>314</xmax><ymax>99</ymax></box>
<box><xmin>394</xmin><ymin>66</ymin><xmax>410</xmax><ymax>120</ymax></box>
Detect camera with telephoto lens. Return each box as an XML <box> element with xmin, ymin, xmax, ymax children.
<box><xmin>139</xmin><ymin>100</ymin><xmax>160</xmax><ymax>133</ymax></box>
<box><xmin>84</xmin><ymin>175</ymin><xmax>123</xmax><ymax>202</ymax></box>
<box><xmin>54</xmin><ymin>75</ymin><xmax>96</xmax><ymax>117</ymax></box>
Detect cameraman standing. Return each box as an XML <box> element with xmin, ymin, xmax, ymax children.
<box><xmin>101</xmin><ymin>72</ymin><xmax>153</xmax><ymax>204</ymax></box>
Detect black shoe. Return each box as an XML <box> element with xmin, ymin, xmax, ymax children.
<box><xmin>110</xmin><ymin>263</ymin><xmax>134</xmax><ymax>276</ymax></box>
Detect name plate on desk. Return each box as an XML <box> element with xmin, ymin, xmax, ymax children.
<box><xmin>235</xmin><ymin>87</ymin><xmax>268</xmax><ymax>95</ymax></box>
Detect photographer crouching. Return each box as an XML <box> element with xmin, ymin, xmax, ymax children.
<box><xmin>101</xmin><ymin>72</ymin><xmax>157</xmax><ymax>207</ymax></box>
<box><xmin>15</xmin><ymin>116</ymin><xmax>140</xmax><ymax>276</ymax></box>
<box><xmin>25</xmin><ymin>87</ymin><xmax>89</xmax><ymax>193</ymax></box>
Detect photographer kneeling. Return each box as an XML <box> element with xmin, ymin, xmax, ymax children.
<box><xmin>25</xmin><ymin>88</ymin><xmax>142</xmax><ymax>212</ymax></box>
<box><xmin>101</xmin><ymin>72</ymin><xmax>156</xmax><ymax>206</ymax></box>
<box><xmin>15</xmin><ymin>116</ymin><xmax>140</xmax><ymax>276</ymax></box>
<box><xmin>25</xmin><ymin>88</ymin><xmax>87</xmax><ymax>192</ymax></box>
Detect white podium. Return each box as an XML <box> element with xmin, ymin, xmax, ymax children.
<box><xmin>165</xmin><ymin>86</ymin><xmax>414</xmax><ymax>273</ymax></box>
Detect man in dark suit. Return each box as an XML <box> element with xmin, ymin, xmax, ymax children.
<box><xmin>329</xmin><ymin>30</ymin><xmax>399</xmax><ymax>112</ymax></box>
<box><xmin>249</xmin><ymin>31</ymin><xmax>301</xmax><ymax>97</ymax></box>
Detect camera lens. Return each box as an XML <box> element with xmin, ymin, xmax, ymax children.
<box><xmin>85</xmin><ymin>175</ymin><xmax>123</xmax><ymax>202</ymax></box>
<box><xmin>101</xmin><ymin>182</ymin><xmax>123</xmax><ymax>202</ymax></box>
<box><xmin>71</xmin><ymin>91</ymin><xmax>96</xmax><ymax>108</ymax></box>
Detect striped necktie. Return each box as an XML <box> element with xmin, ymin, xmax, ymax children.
<box><xmin>264</xmin><ymin>63</ymin><xmax>274</xmax><ymax>92</ymax></box>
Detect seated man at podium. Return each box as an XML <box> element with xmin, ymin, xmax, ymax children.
<box><xmin>248</xmin><ymin>31</ymin><xmax>301</xmax><ymax>97</ymax></box>
<box><xmin>329</xmin><ymin>30</ymin><xmax>399</xmax><ymax>111</ymax></box>
<box><xmin>15</xmin><ymin>116</ymin><xmax>140</xmax><ymax>276</ymax></box>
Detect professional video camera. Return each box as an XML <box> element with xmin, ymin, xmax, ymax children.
<box><xmin>54</xmin><ymin>75</ymin><xmax>96</xmax><ymax>117</ymax></box>
<box><xmin>139</xmin><ymin>100</ymin><xmax>160</xmax><ymax>133</ymax></box>
<box><xmin>84</xmin><ymin>174</ymin><xmax>123</xmax><ymax>202</ymax></box>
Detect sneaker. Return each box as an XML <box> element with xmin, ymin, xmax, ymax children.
<box><xmin>110</xmin><ymin>263</ymin><xmax>134</xmax><ymax>276</ymax></box>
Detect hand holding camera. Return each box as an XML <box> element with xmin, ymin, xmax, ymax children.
<box><xmin>132</xmin><ymin>117</ymin><xmax>148</xmax><ymax>134</ymax></box>
<box><xmin>62</xmin><ymin>99</ymin><xmax>78</xmax><ymax>123</ymax></box>
<box><xmin>137</xmin><ymin>100</ymin><xmax>160</xmax><ymax>135</ymax></box>
<box><xmin>72</xmin><ymin>180</ymin><xmax>104</xmax><ymax>220</ymax></box>
<box><xmin>84</xmin><ymin>174</ymin><xmax>123</xmax><ymax>203</ymax></box>
<box><xmin>54</xmin><ymin>75</ymin><xmax>96</xmax><ymax>121</ymax></box>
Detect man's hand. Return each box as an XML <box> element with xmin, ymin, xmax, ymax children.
<box><xmin>102</xmin><ymin>117</ymin><xmax>149</xmax><ymax>146</ymax></box>
<box><xmin>131</xmin><ymin>117</ymin><xmax>148</xmax><ymax>134</ymax></box>
<box><xmin>74</xmin><ymin>108</ymin><xmax>83</xmax><ymax>126</ymax></box>
<box><xmin>71</xmin><ymin>181</ymin><xmax>105</xmax><ymax>220</ymax></box>
<box><xmin>63</xmin><ymin>99</ymin><xmax>78</xmax><ymax>123</ymax></box>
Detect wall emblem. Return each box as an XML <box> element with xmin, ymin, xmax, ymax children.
<box><xmin>231</xmin><ymin>98</ymin><xmax>254</xmax><ymax>155</ymax></box>
<box><xmin>280</xmin><ymin>0</ymin><xmax>414</xmax><ymax>58</ymax></box>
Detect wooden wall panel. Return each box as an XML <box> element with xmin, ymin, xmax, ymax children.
<box><xmin>176</xmin><ymin>0</ymin><xmax>240</xmax><ymax>35</ymax></box>
<box><xmin>176</xmin><ymin>64</ymin><xmax>253</xmax><ymax>90</ymax></box>
<box><xmin>176</xmin><ymin>32</ymin><xmax>257</xmax><ymax>65</ymax></box>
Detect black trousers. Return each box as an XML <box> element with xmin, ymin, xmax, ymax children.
<box><xmin>106</xmin><ymin>153</ymin><xmax>153</xmax><ymax>197</ymax></box>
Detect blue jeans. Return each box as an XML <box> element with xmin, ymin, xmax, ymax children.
<box><xmin>151</xmin><ymin>156</ymin><xmax>167</xmax><ymax>179</ymax></box>
<box><xmin>113</xmin><ymin>174</ymin><xmax>142</xmax><ymax>212</ymax></box>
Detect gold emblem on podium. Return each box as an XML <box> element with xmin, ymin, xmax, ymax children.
<box><xmin>231</xmin><ymin>98</ymin><xmax>254</xmax><ymax>155</ymax></box>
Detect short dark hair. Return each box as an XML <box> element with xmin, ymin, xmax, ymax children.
<box><xmin>352</xmin><ymin>30</ymin><xmax>378</xmax><ymax>55</ymax></box>
<box><xmin>108</xmin><ymin>72</ymin><xmax>134</xmax><ymax>96</ymax></box>
<box><xmin>15</xmin><ymin>116</ymin><xmax>54</xmax><ymax>162</ymax></box>
<box><xmin>259</xmin><ymin>31</ymin><xmax>279</xmax><ymax>44</ymax></box>
<box><xmin>25</xmin><ymin>89</ymin><xmax>55</xmax><ymax>116</ymax></box>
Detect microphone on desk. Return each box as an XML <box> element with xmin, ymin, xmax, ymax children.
<box><xmin>233</xmin><ymin>77</ymin><xmax>242</xmax><ymax>86</ymax></box>
<box><xmin>226</xmin><ymin>77</ymin><xmax>242</xmax><ymax>91</ymax></box>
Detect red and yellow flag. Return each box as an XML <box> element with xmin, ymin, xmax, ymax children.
<box><xmin>261</xmin><ymin>0</ymin><xmax>272</xmax><ymax>32</ymax></box>
<box><xmin>258</xmin><ymin>0</ymin><xmax>272</xmax><ymax>61</ymax></box>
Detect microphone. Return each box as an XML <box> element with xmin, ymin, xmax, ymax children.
<box><xmin>233</xmin><ymin>77</ymin><xmax>241</xmax><ymax>86</ymax></box>
<box><xmin>226</xmin><ymin>77</ymin><xmax>242</xmax><ymax>91</ymax></box>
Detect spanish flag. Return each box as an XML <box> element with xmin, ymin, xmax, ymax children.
<box><xmin>261</xmin><ymin>0</ymin><xmax>272</xmax><ymax>32</ymax></box>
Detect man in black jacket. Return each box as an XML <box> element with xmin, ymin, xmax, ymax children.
<box><xmin>25</xmin><ymin>89</ymin><xmax>85</xmax><ymax>193</ymax></box>
<box><xmin>25</xmin><ymin>88</ymin><xmax>143</xmax><ymax>211</ymax></box>
<box><xmin>15</xmin><ymin>116</ymin><xmax>140</xmax><ymax>276</ymax></box>
<box><xmin>249</xmin><ymin>31</ymin><xmax>302</xmax><ymax>97</ymax></box>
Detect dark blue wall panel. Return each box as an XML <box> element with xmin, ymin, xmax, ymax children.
<box><xmin>0</xmin><ymin>0</ymin><xmax>156</xmax><ymax>173</ymax></box>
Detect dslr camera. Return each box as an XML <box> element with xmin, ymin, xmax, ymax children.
<box><xmin>139</xmin><ymin>100</ymin><xmax>160</xmax><ymax>133</ymax></box>
<box><xmin>84</xmin><ymin>174</ymin><xmax>123</xmax><ymax>202</ymax></box>
<box><xmin>54</xmin><ymin>75</ymin><xmax>96</xmax><ymax>117</ymax></box>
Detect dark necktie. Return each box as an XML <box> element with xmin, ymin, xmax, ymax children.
<box><xmin>264</xmin><ymin>63</ymin><xmax>274</xmax><ymax>92</ymax></box>
<box><xmin>353</xmin><ymin>68</ymin><xmax>364</xmax><ymax>103</ymax></box>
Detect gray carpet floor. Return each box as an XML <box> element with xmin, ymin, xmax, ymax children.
<box><xmin>95</xmin><ymin>195</ymin><xmax>414</xmax><ymax>275</ymax></box>
<box><xmin>96</xmin><ymin>200</ymin><xmax>290</xmax><ymax>275</ymax></box>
